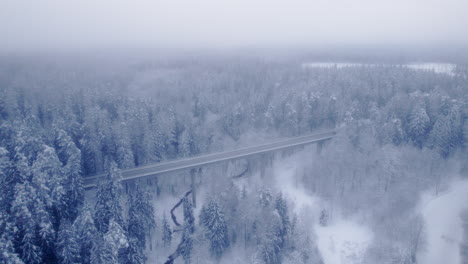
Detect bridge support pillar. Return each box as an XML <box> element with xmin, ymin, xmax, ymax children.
<box><xmin>260</xmin><ymin>162</ymin><xmax>266</xmax><ymax>178</ymax></box>
<box><xmin>190</xmin><ymin>168</ymin><xmax>198</xmax><ymax>208</ymax></box>
<box><xmin>316</xmin><ymin>141</ymin><xmax>324</xmax><ymax>155</ymax></box>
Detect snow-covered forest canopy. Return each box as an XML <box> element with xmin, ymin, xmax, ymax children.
<box><xmin>0</xmin><ymin>54</ymin><xmax>467</xmax><ymax>264</ymax></box>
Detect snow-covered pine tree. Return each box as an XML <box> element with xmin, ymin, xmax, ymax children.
<box><xmin>162</xmin><ymin>214</ymin><xmax>172</xmax><ymax>247</ymax></box>
<box><xmin>183</xmin><ymin>196</ymin><xmax>195</xmax><ymax>233</ymax></box>
<box><xmin>90</xmin><ymin>235</ymin><xmax>115</xmax><ymax>264</ymax></box>
<box><xmin>11</xmin><ymin>181</ymin><xmax>42</xmax><ymax>263</ymax></box>
<box><xmin>200</xmin><ymin>200</ymin><xmax>230</xmax><ymax>260</ymax></box>
<box><xmin>7</xmin><ymin>142</ymin><xmax>61</xmax><ymax>263</ymax></box>
<box><xmin>0</xmin><ymin>147</ymin><xmax>10</xmax><ymax>213</ymax></box>
<box><xmin>125</xmin><ymin>237</ymin><xmax>144</xmax><ymax>264</ymax></box>
<box><xmin>31</xmin><ymin>145</ymin><xmax>63</xmax><ymax>237</ymax></box>
<box><xmin>4</xmin><ymin>148</ymin><xmax>31</xmax><ymax>213</ymax></box>
<box><xmin>258</xmin><ymin>188</ymin><xmax>273</xmax><ymax>208</ymax></box>
<box><xmin>274</xmin><ymin>194</ymin><xmax>290</xmax><ymax>250</ymax></box>
<box><xmin>180</xmin><ymin>197</ymin><xmax>195</xmax><ymax>263</ymax></box>
<box><xmin>105</xmin><ymin>219</ymin><xmax>128</xmax><ymax>263</ymax></box>
<box><xmin>178</xmin><ymin>129</ymin><xmax>192</xmax><ymax>158</ymax></box>
<box><xmin>20</xmin><ymin>216</ymin><xmax>42</xmax><ymax>264</ymax></box>
<box><xmin>54</xmin><ymin>129</ymin><xmax>83</xmax><ymax>220</ymax></box>
<box><xmin>56</xmin><ymin>220</ymin><xmax>80</xmax><ymax>264</ymax></box>
<box><xmin>117</xmin><ymin>145</ymin><xmax>135</xmax><ymax>169</ymax></box>
<box><xmin>72</xmin><ymin>203</ymin><xmax>97</xmax><ymax>264</ymax></box>
<box><xmin>259</xmin><ymin>223</ymin><xmax>282</xmax><ymax>264</ymax></box>
<box><xmin>0</xmin><ymin>220</ymin><xmax>24</xmax><ymax>264</ymax></box>
<box><xmin>0</xmin><ymin>88</ymin><xmax>8</xmax><ymax>121</ymax></box>
<box><xmin>114</xmin><ymin>125</ymin><xmax>135</xmax><ymax>169</ymax></box>
<box><xmin>149</xmin><ymin>126</ymin><xmax>165</xmax><ymax>163</ymax></box>
<box><xmin>408</xmin><ymin>106</ymin><xmax>430</xmax><ymax>147</ymax></box>
<box><xmin>94</xmin><ymin>160</ymin><xmax>124</xmax><ymax>233</ymax></box>
<box><xmin>0</xmin><ymin>236</ymin><xmax>24</xmax><ymax>264</ymax></box>
<box><xmin>428</xmin><ymin>115</ymin><xmax>452</xmax><ymax>157</ymax></box>
<box><xmin>127</xmin><ymin>185</ymin><xmax>156</xmax><ymax>250</ymax></box>
<box><xmin>179</xmin><ymin>224</ymin><xmax>193</xmax><ymax>264</ymax></box>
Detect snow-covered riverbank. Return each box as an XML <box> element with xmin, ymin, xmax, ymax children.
<box><xmin>417</xmin><ymin>179</ymin><xmax>468</xmax><ymax>264</ymax></box>
<box><xmin>274</xmin><ymin>158</ymin><xmax>373</xmax><ymax>264</ymax></box>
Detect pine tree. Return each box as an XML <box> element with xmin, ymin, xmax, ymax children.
<box><xmin>258</xmin><ymin>188</ymin><xmax>273</xmax><ymax>208</ymax></box>
<box><xmin>117</xmin><ymin>145</ymin><xmax>134</xmax><ymax>169</ymax></box>
<box><xmin>256</xmin><ymin>195</ymin><xmax>291</xmax><ymax>264</ymax></box>
<box><xmin>54</xmin><ymin>129</ymin><xmax>83</xmax><ymax>220</ymax></box>
<box><xmin>8</xmin><ymin>144</ymin><xmax>61</xmax><ymax>263</ymax></box>
<box><xmin>33</xmin><ymin>200</ymin><xmax>55</xmax><ymax>254</ymax></box>
<box><xmin>0</xmin><ymin>147</ymin><xmax>10</xmax><ymax>213</ymax></box>
<box><xmin>183</xmin><ymin>197</ymin><xmax>195</xmax><ymax>233</ymax></box>
<box><xmin>72</xmin><ymin>204</ymin><xmax>97</xmax><ymax>264</ymax></box>
<box><xmin>104</xmin><ymin>219</ymin><xmax>128</xmax><ymax>262</ymax></box>
<box><xmin>179</xmin><ymin>225</ymin><xmax>193</xmax><ymax>264</ymax></box>
<box><xmin>11</xmin><ymin>181</ymin><xmax>42</xmax><ymax>263</ymax></box>
<box><xmin>149</xmin><ymin>123</ymin><xmax>165</xmax><ymax>163</ymax></box>
<box><xmin>32</xmin><ymin>145</ymin><xmax>62</xmax><ymax>206</ymax></box>
<box><xmin>200</xmin><ymin>200</ymin><xmax>230</xmax><ymax>260</ymax></box>
<box><xmin>408</xmin><ymin>106</ymin><xmax>430</xmax><ymax>147</ymax></box>
<box><xmin>0</xmin><ymin>88</ymin><xmax>9</xmax><ymax>121</ymax></box>
<box><xmin>0</xmin><ymin>220</ymin><xmax>24</xmax><ymax>264</ymax></box>
<box><xmin>56</xmin><ymin>220</ymin><xmax>80</xmax><ymax>264</ymax></box>
<box><xmin>274</xmin><ymin>194</ymin><xmax>290</xmax><ymax>250</ymax></box>
<box><xmin>4</xmin><ymin>149</ymin><xmax>30</xmax><ymax>213</ymax></box>
<box><xmin>127</xmin><ymin>185</ymin><xmax>156</xmax><ymax>250</ymax></box>
<box><xmin>0</xmin><ymin>236</ymin><xmax>24</xmax><ymax>264</ymax></box>
<box><xmin>21</xmin><ymin>219</ymin><xmax>42</xmax><ymax>264</ymax></box>
<box><xmin>90</xmin><ymin>235</ymin><xmax>115</xmax><ymax>264</ymax></box>
<box><xmin>180</xmin><ymin>197</ymin><xmax>194</xmax><ymax>264</ymax></box>
<box><xmin>125</xmin><ymin>237</ymin><xmax>144</xmax><ymax>264</ymax></box>
<box><xmin>162</xmin><ymin>214</ymin><xmax>172</xmax><ymax>247</ymax></box>
<box><xmin>259</xmin><ymin>224</ymin><xmax>282</xmax><ymax>264</ymax></box>
<box><xmin>31</xmin><ymin>145</ymin><xmax>62</xmax><ymax>241</ymax></box>
<box><xmin>94</xmin><ymin>161</ymin><xmax>124</xmax><ymax>233</ymax></box>
<box><xmin>428</xmin><ymin>115</ymin><xmax>452</xmax><ymax>157</ymax></box>
<box><xmin>178</xmin><ymin>129</ymin><xmax>191</xmax><ymax>158</ymax></box>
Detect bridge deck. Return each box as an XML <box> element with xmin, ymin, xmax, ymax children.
<box><xmin>83</xmin><ymin>130</ymin><xmax>336</xmax><ymax>189</ymax></box>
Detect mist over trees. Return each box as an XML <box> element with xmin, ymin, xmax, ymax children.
<box><xmin>0</xmin><ymin>55</ymin><xmax>466</xmax><ymax>263</ymax></box>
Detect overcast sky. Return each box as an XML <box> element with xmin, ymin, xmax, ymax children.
<box><xmin>1</xmin><ymin>0</ymin><xmax>467</xmax><ymax>52</ymax></box>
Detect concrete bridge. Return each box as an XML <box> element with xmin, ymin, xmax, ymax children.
<box><xmin>83</xmin><ymin>130</ymin><xmax>336</xmax><ymax>204</ymax></box>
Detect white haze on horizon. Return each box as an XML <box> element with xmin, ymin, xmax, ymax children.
<box><xmin>1</xmin><ymin>0</ymin><xmax>468</xmax><ymax>52</ymax></box>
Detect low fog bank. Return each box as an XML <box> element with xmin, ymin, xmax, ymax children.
<box><xmin>2</xmin><ymin>44</ymin><xmax>468</xmax><ymax>65</ymax></box>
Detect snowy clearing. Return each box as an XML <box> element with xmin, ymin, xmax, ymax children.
<box><xmin>315</xmin><ymin>220</ymin><xmax>373</xmax><ymax>264</ymax></box>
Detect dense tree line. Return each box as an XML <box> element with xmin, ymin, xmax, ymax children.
<box><xmin>0</xmin><ymin>56</ymin><xmax>466</xmax><ymax>263</ymax></box>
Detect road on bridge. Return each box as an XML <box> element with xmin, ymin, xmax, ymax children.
<box><xmin>83</xmin><ymin>130</ymin><xmax>336</xmax><ymax>189</ymax></box>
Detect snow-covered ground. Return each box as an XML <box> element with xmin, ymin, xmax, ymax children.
<box><xmin>417</xmin><ymin>179</ymin><xmax>468</xmax><ymax>264</ymax></box>
<box><xmin>315</xmin><ymin>220</ymin><xmax>372</xmax><ymax>264</ymax></box>
<box><xmin>302</xmin><ymin>62</ymin><xmax>373</xmax><ymax>69</ymax></box>
<box><xmin>302</xmin><ymin>62</ymin><xmax>457</xmax><ymax>76</ymax></box>
<box><xmin>406</xmin><ymin>63</ymin><xmax>456</xmax><ymax>76</ymax></box>
<box><xmin>273</xmin><ymin>157</ymin><xmax>320</xmax><ymax>214</ymax></box>
<box><xmin>273</xmin><ymin>156</ymin><xmax>373</xmax><ymax>264</ymax></box>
